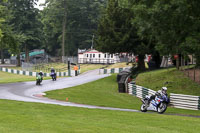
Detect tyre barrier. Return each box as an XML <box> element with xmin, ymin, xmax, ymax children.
<box><xmin>0</xmin><ymin>67</ymin><xmax>80</xmax><ymax>77</ymax></box>
<box><xmin>128</xmin><ymin>82</ymin><xmax>200</xmax><ymax>110</ymax></box>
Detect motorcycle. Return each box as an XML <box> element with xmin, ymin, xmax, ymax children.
<box><xmin>140</xmin><ymin>94</ymin><xmax>170</xmax><ymax>114</ymax></box>
<box><xmin>50</xmin><ymin>72</ymin><xmax>56</xmax><ymax>81</ymax></box>
<box><xmin>36</xmin><ymin>75</ymin><xmax>42</xmax><ymax>85</ymax></box>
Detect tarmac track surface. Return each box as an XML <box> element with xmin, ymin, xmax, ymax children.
<box><xmin>0</xmin><ymin>69</ymin><xmax>200</xmax><ymax>118</ymax></box>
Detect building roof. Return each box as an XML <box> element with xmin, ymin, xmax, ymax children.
<box><xmin>78</xmin><ymin>49</ymin><xmax>102</xmax><ymax>54</ymax></box>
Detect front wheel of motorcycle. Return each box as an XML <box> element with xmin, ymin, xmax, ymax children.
<box><xmin>157</xmin><ymin>102</ymin><xmax>167</xmax><ymax>114</ymax></box>
<box><xmin>140</xmin><ymin>104</ymin><xmax>147</xmax><ymax>112</ymax></box>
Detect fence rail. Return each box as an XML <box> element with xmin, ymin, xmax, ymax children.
<box><xmin>99</xmin><ymin>67</ymin><xmax>132</xmax><ymax>74</ymax></box>
<box><xmin>78</xmin><ymin>58</ymin><xmax>118</xmax><ymax>64</ymax></box>
<box><xmin>0</xmin><ymin>67</ymin><xmax>80</xmax><ymax>77</ymax></box>
<box><xmin>170</xmin><ymin>93</ymin><xmax>200</xmax><ymax>110</ymax></box>
<box><xmin>128</xmin><ymin>82</ymin><xmax>200</xmax><ymax>110</ymax></box>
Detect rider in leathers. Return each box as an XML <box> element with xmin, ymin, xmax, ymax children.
<box><xmin>145</xmin><ymin>87</ymin><xmax>168</xmax><ymax>108</ymax></box>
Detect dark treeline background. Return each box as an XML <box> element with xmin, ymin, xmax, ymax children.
<box><xmin>1</xmin><ymin>0</ymin><xmax>200</xmax><ymax>69</ymax></box>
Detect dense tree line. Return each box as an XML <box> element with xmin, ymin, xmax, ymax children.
<box><xmin>0</xmin><ymin>0</ymin><xmax>106</xmax><ymax>65</ymax></box>
<box><xmin>1</xmin><ymin>0</ymin><xmax>200</xmax><ymax>70</ymax></box>
<box><xmin>96</xmin><ymin>0</ymin><xmax>200</xmax><ymax>70</ymax></box>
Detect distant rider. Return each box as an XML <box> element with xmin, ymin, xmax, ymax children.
<box><xmin>145</xmin><ymin>87</ymin><xmax>168</xmax><ymax>108</ymax></box>
<box><xmin>50</xmin><ymin>67</ymin><xmax>56</xmax><ymax>77</ymax></box>
<box><xmin>51</xmin><ymin>67</ymin><xmax>55</xmax><ymax>73</ymax></box>
<box><xmin>38</xmin><ymin>71</ymin><xmax>43</xmax><ymax>80</ymax></box>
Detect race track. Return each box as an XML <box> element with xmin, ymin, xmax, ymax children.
<box><xmin>1</xmin><ymin>69</ymin><xmax>200</xmax><ymax>118</ymax></box>
<box><xmin>0</xmin><ymin>69</ymin><xmax>139</xmax><ymax>112</ymax></box>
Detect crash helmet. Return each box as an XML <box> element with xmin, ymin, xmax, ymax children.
<box><xmin>161</xmin><ymin>87</ymin><xmax>167</xmax><ymax>95</ymax></box>
<box><xmin>40</xmin><ymin>71</ymin><xmax>43</xmax><ymax>73</ymax></box>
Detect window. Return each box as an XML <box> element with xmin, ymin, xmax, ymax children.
<box><xmin>93</xmin><ymin>54</ymin><xmax>95</xmax><ymax>58</ymax></box>
<box><xmin>111</xmin><ymin>54</ymin><xmax>113</xmax><ymax>58</ymax></box>
<box><xmin>87</xmin><ymin>54</ymin><xmax>88</xmax><ymax>58</ymax></box>
<box><xmin>99</xmin><ymin>54</ymin><xmax>101</xmax><ymax>58</ymax></box>
<box><xmin>104</xmin><ymin>54</ymin><xmax>106</xmax><ymax>58</ymax></box>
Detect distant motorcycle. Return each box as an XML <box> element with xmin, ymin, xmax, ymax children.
<box><xmin>36</xmin><ymin>75</ymin><xmax>42</xmax><ymax>85</ymax></box>
<box><xmin>50</xmin><ymin>72</ymin><xmax>56</xmax><ymax>81</ymax></box>
<box><xmin>140</xmin><ymin>95</ymin><xmax>170</xmax><ymax>114</ymax></box>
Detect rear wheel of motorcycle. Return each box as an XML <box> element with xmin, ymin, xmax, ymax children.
<box><xmin>140</xmin><ymin>104</ymin><xmax>147</xmax><ymax>112</ymax></box>
<box><xmin>157</xmin><ymin>102</ymin><xmax>167</xmax><ymax>114</ymax></box>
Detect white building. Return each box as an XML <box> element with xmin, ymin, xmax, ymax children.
<box><xmin>78</xmin><ymin>49</ymin><xmax>120</xmax><ymax>64</ymax></box>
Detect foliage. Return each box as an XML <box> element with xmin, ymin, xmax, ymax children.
<box><xmin>41</xmin><ymin>0</ymin><xmax>106</xmax><ymax>56</ymax></box>
<box><xmin>7</xmin><ymin>0</ymin><xmax>42</xmax><ymax>64</ymax></box>
<box><xmin>132</xmin><ymin>0</ymin><xmax>200</xmax><ymax>66</ymax></box>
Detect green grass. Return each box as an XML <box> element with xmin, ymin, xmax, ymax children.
<box><xmin>0</xmin><ymin>71</ymin><xmax>35</xmax><ymax>84</ymax></box>
<box><xmin>7</xmin><ymin>63</ymin><xmax>132</xmax><ymax>74</ymax></box>
<box><xmin>0</xmin><ymin>71</ymin><xmax>51</xmax><ymax>84</ymax></box>
<box><xmin>46</xmin><ymin>74</ymin><xmax>200</xmax><ymax>116</ymax></box>
<box><xmin>79</xmin><ymin>64</ymin><xmax>106</xmax><ymax>73</ymax></box>
<box><xmin>46</xmin><ymin>74</ymin><xmax>141</xmax><ymax>109</ymax></box>
<box><xmin>136</xmin><ymin>67</ymin><xmax>200</xmax><ymax>95</ymax></box>
<box><xmin>0</xmin><ymin>100</ymin><xmax>200</xmax><ymax>133</ymax></box>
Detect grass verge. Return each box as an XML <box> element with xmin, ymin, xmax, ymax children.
<box><xmin>46</xmin><ymin>74</ymin><xmax>141</xmax><ymax>109</ymax></box>
<box><xmin>46</xmin><ymin>74</ymin><xmax>200</xmax><ymax>116</ymax></box>
<box><xmin>0</xmin><ymin>71</ymin><xmax>35</xmax><ymax>84</ymax></box>
<box><xmin>136</xmin><ymin>67</ymin><xmax>200</xmax><ymax>95</ymax></box>
<box><xmin>0</xmin><ymin>100</ymin><xmax>200</xmax><ymax>133</ymax></box>
<box><xmin>0</xmin><ymin>71</ymin><xmax>51</xmax><ymax>84</ymax></box>
<box><xmin>7</xmin><ymin>63</ymin><xmax>132</xmax><ymax>74</ymax></box>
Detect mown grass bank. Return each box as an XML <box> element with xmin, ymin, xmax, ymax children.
<box><xmin>46</xmin><ymin>74</ymin><xmax>141</xmax><ymax>109</ymax></box>
<box><xmin>136</xmin><ymin>67</ymin><xmax>200</xmax><ymax>95</ymax></box>
<box><xmin>7</xmin><ymin>62</ymin><xmax>132</xmax><ymax>73</ymax></box>
<box><xmin>0</xmin><ymin>100</ymin><xmax>200</xmax><ymax>133</ymax></box>
<box><xmin>0</xmin><ymin>71</ymin><xmax>36</xmax><ymax>84</ymax></box>
<box><xmin>46</xmin><ymin>74</ymin><xmax>200</xmax><ymax>116</ymax></box>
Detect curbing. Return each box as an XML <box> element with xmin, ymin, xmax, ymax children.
<box><xmin>0</xmin><ymin>67</ymin><xmax>80</xmax><ymax>77</ymax></box>
<box><xmin>128</xmin><ymin>82</ymin><xmax>200</xmax><ymax>110</ymax></box>
<box><xmin>99</xmin><ymin>67</ymin><xmax>131</xmax><ymax>74</ymax></box>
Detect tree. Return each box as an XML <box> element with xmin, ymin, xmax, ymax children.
<box><xmin>0</xmin><ymin>0</ymin><xmax>12</xmax><ymax>64</ymax></box>
<box><xmin>96</xmin><ymin>0</ymin><xmax>149</xmax><ymax>71</ymax></box>
<box><xmin>8</xmin><ymin>0</ymin><xmax>42</xmax><ymax>65</ymax></box>
<box><xmin>41</xmin><ymin>0</ymin><xmax>106</xmax><ymax>57</ymax></box>
<box><xmin>132</xmin><ymin>0</ymin><xmax>200</xmax><ymax>68</ymax></box>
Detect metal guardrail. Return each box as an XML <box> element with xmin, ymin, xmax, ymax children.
<box><xmin>128</xmin><ymin>82</ymin><xmax>156</xmax><ymax>99</ymax></box>
<box><xmin>99</xmin><ymin>67</ymin><xmax>132</xmax><ymax>74</ymax></box>
<box><xmin>170</xmin><ymin>93</ymin><xmax>200</xmax><ymax>110</ymax></box>
<box><xmin>0</xmin><ymin>67</ymin><xmax>80</xmax><ymax>77</ymax></box>
<box><xmin>128</xmin><ymin>82</ymin><xmax>200</xmax><ymax>110</ymax></box>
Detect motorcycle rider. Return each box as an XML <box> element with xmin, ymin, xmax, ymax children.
<box><xmin>50</xmin><ymin>67</ymin><xmax>55</xmax><ymax>73</ymax></box>
<box><xmin>38</xmin><ymin>71</ymin><xmax>43</xmax><ymax>81</ymax></box>
<box><xmin>145</xmin><ymin>87</ymin><xmax>168</xmax><ymax>108</ymax></box>
<box><xmin>50</xmin><ymin>67</ymin><xmax>56</xmax><ymax>77</ymax></box>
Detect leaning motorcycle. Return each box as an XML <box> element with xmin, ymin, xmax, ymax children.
<box><xmin>50</xmin><ymin>72</ymin><xmax>56</xmax><ymax>81</ymax></box>
<box><xmin>140</xmin><ymin>95</ymin><xmax>170</xmax><ymax>114</ymax></box>
<box><xmin>36</xmin><ymin>75</ymin><xmax>42</xmax><ymax>85</ymax></box>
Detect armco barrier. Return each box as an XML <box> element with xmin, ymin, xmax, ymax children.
<box><xmin>128</xmin><ymin>82</ymin><xmax>200</xmax><ymax>110</ymax></box>
<box><xmin>0</xmin><ymin>67</ymin><xmax>80</xmax><ymax>77</ymax></box>
<box><xmin>128</xmin><ymin>82</ymin><xmax>156</xmax><ymax>99</ymax></box>
<box><xmin>170</xmin><ymin>93</ymin><xmax>200</xmax><ymax>110</ymax></box>
<box><xmin>99</xmin><ymin>67</ymin><xmax>131</xmax><ymax>74</ymax></box>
